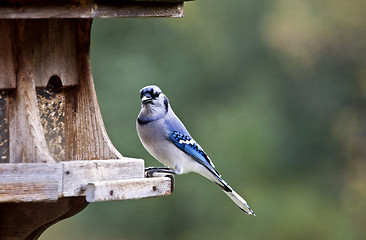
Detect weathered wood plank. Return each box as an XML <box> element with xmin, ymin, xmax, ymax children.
<box><xmin>148</xmin><ymin>172</ymin><xmax>175</xmax><ymax>192</ymax></box>
<box><xmin>8</xmin><ymin>70</ymin><xmax>55</xmax><ymax>163</ymax></box>
<box><xmin>0</xmin><ymin>159</ymin><xmax>150</xmax><ymax>201</ymax></box>
<box><xmin>91</xmin><ymin>2</ymin><xmax>184</xmax><ymax>18</ymax></box>
<box><xmin>64</xmin><ymin>19</ymin><xmax>122</xmax><ymax>161</ymax></box>
<box><xmin>0</xmin><ymin>2</ymin><xmax>184</xmax><ymax>19</ymax></box>
<box><xmin>0</xmin><ymin>181</ymin><xmax>59</xmax><ymax>203</ymax></box>
<box><xmin>0</xmin><ymin>163</ymin><xmax>62</xmax><ymax>181</ymax></box>
<box><xmin>16</xmin><ymin>19</ymin><xmax>79</xmax><ymax>87</ymax></box>
<box><xmin>0</xmin><ymin>159</ymin><xmax>173</xmax><ymax>202</ymax></box>
<box><xmin>86</xmin><ymin>177</ymin><xmax>172</xmax><ymax>202</ymax></box>
<box><xmin>4</xmin><ymin>19</ymin><xmax>122</xmax><ymax>163</ymax></box>
<box><xmin>0</xmin><ymin>163</ymin><xmax>62</xmax><ymax>182</ymax></box>
<box><xmin>0</xmin><ymin>163</ymin><xmax>62</xmax><ymax>202</ymax></box>
<box><xmin>62</xmin><ymin>158</ymin><xmax>145</xmax><ymax>197</ymax></box>
<box><xmin>0</xmin><ymin>20</ymin><xmax>16</xmax><ymax>90</ymax></box>
<box><xmin>0</xmin><ymin>19</ymin><xmax>80</xmax><ymax>89</ymax></box>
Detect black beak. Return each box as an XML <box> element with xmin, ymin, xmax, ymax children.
<box><xmin>141</xmin><ymin>95</ymin><xmax>153</xmax><ymax>104</ymax></box>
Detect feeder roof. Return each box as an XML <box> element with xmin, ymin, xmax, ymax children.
<box><xmin>0</xmin><ymin>0</ymin><xmax>192</xmax><ymax>19</ymax></box>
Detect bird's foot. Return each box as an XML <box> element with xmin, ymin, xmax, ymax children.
<box><xmin>145</xmin><ymin>167</ymin><xmax>176</xmax><ymax>178</ymax></box>
<box><xmin>145</xmin><ymin>167</ymin><xmax>176</xmax><ymax>192</ymax></box>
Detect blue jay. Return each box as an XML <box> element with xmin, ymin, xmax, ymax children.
<box><xmin>136</xmin><ymin>85</ymin><xmax>255</xmax><ymax>215</ymax></box>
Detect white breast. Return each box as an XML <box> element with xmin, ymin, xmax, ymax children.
<box><xmin>136</xmin><ymin>119</ymin><xmax>209</xmax><ymax>176</ymax></box>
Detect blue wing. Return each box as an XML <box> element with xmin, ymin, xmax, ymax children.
<box><xmin>167</xmin><ymin>131</ymin><xmax>221</xmax><ymax>177</ymax></box>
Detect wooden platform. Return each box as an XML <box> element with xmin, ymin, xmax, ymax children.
<box><xmin>0</xmin><ymin>158</ymin><xmax>172</xmax><ymax>203</ymax></box>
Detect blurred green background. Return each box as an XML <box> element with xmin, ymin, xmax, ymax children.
<box><xmin>40</xmin><ymin>0</ymin><xmax>366</xmax><ymax>239</ymax></box>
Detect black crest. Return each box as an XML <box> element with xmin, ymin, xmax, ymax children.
<box><xmin>140</xmin><ymin>85</ymin><xmax>162</xmax><ymax>99</ymax></box>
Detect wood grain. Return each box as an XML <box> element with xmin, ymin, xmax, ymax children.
<box><xmin>0</xmin><ymin>1</ymin><xmax>184</xmax><ymax>18</ymax></box>
<box><xmin>0</xmin><ymin>7</ymin><xmax>180</xmax><ymax>237</ymax></box>
<box><xmin>0</xmin><ymin>182</ymin><xmax>59</xmax><ymax>202</ymax></box>
<box><xmin>90</xmin><ymin>2</ymin><xmax>184</xmax><ymax>18</ymax></box>
<box><xmin>0</xmin><ymin>163</ymin><xmax>62</xmax><ymax>203</ymax></box>
<box><xmin>8</xmin><ymin>74</ymin><xmax>55</xmax><ymax>163</ymax></box>
<box><xmin>62</xmin><ymin>158</ymin><xmax>144</xmax><ymax>197</ymax></box>
<box><xmin>16</xmin><ymin>19</ymin><xmax>79</xmax><ymax>87</ymax></box>
<box><xmin>86</xmin><ymin>177</ymin><xmax>172</xmax><ymax>202</ymax></box>
<box><xmin>64</xmin><ymin>19</ymin><xmax>122</xmax><ymax>161</ymax></box>
<box><xmin>4</xmin><ymin>19</ymin><xmax>122</xmax><ymax>163</ymax></box>
<box><xmin>0</xmin><ymin>159</ymin><xmax>173</xmax><ymax>238</ymax></box>
<box><xmin>0</xmin><ymin>20</ymin><xmax>16</xmax><ymax>90</ymax></box>
<box><xmin>0</xmin><ymin>159</ymin><xmax>173</xmax><ymax>202</ymax></box>
<box><xmin>0</xmin><ymin>19</ymin><xmax>121</xmax><ymax>239</ymax></box>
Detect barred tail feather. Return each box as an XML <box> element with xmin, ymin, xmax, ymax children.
<box><xmin>216</xmin><ymin>179</ymin><xmax>255</xmax><ymax>215</ymax></box>
<box><xmin>223</xmin><ymin>189</ymin><xmax>255</xmax><ymax>215</ymax></box>
<box><xmin>199</xmin><ymin>168</ymin><xmax>255</xmax><ymax>215</ymax></box>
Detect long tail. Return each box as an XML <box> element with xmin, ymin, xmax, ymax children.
<box><xmin>216</xmin><ymin>179</ymin><xmax>255</xmax><ymax>215</ymax></box>
<box><xmin>195</xmin><ymin>163</ymin><xmax>255</xmax><ymax>215</ymax></box>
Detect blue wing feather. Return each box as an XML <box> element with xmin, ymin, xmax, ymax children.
<box><xmin>168</xmin><ymin>131</ymin><xmax>221</xmax><ymax>177</ymax></box>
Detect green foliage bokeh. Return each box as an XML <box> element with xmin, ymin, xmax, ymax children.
<box><xmin>41</xmin><ymin>0</ymin><xmax>366</xmax><ymax>239</ymax></box>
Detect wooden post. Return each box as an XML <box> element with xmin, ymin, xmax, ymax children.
<box><xmin>0</xmin><ymin>1</ymin><xmax>185</xmax><ymax>239</ymax></box>
<box><xmin>0</xmin><ymin>18</ymin><xmax>113</xmax><ymax>240</ymax></box>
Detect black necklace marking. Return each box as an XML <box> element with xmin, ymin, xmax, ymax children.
<box><xmin>137</xmin><ymin>117</ymin><xmax>155</xmax><ymax>125</ymax></box>
<box><xmin>137</xmin><ymin>109</ymin><xmax>168</xmax><ymax>125</ymax></box>
<box><xmin>138</xmin><ymin>96</ymin><xmax>169</xmax><ymax>125</ymax></box>
<box><xmin>164</xmin><ymin>97</ymin><xmax>169</xmax><ymax>113</ymax></box>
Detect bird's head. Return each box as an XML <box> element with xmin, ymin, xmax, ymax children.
<box><xmin>139</xmin><ymin>85</ymin><xmax>169</xmax><ymax>117</ymax></box>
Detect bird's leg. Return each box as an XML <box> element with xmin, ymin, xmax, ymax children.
<box><xmin>145</xmin><ymin>167</ymin><xmax>176</xmax><ymax>192</ymax></box>
<box><xmin>145</xmin><ymin>167</ymin><xmax>176</xmax><ymax>178</ymax></box>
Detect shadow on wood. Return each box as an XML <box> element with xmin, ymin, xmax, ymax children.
<box><xmin>0</xmin><ymin>197</ymin><xmax>88</xmax><ymax>240</ymax></box>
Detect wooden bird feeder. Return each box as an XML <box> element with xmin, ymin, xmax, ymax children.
<box><xmin>0</xmin><ymin>1</ymin><xmax>187</xmax><ymax>239</ymax></box>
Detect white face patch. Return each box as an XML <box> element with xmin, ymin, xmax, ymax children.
<box><xmin>138</xmin><ymin>93</ymin><xmax>170</xmax><ymax>125</ymax></box>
